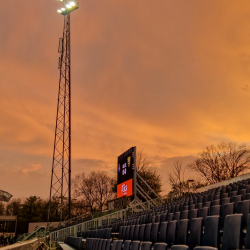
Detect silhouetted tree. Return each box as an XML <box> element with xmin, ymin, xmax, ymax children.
<box><xmin>188</xmin><ymin>141</ymin><xmax>250</xmax><ymax>184</ymax></box>
<box><xmin>72</xmin><ymin>171</ymin><xmax>116</xmax><ymax>212</ymax></box>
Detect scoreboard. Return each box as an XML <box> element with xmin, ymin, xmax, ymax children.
<box><xmin>117</xmin><ymin>147</ymin><xmax>136</xmax><ymax>199</ymax></box>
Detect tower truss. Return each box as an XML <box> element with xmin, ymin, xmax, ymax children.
<box><xmin>48</xmin><ymin>1</ymin><xmax>78</xmax><ymax>224</ymax></box>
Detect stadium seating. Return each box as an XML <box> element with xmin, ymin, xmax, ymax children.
<box><xmin>66</xmin><ymin>177</ymin><xmax>250</xmax><ymax>250</ymax></box>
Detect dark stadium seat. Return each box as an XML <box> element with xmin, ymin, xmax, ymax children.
<box><xmin>115</xmin><ymin>240</ymin><xmax>123</xmax><ymax>250</ymax></box>
<box><xmin>123</xmin><ymin>240</ymin><xmax>131</xmax><ymax>250</ymax></box>
<box><xmin>246</xmin><ymin>193</ymin><xmax>250</xmax><ymax>200</ymax></box>
<box><xmin>188</xmin><ymin>218</ymin><xmax>203</xmax><ymax>250</ymax></box>
<box><xmin>212</xmin><ymin>200</ymin><xmax>220</xmax><ymax>206</ymax></box>
<box><xmin>106</xmin><ymin>239</ymin><xmax>111</xmax><ymax>250</ymax></box>
<box><xmin>129</xmin><ymin>225</ymin><xmax>135</xmax><ymax>241</ymax></box>
<box><xmin>229</xmin><ymin>191</ymin><xmax>237</xmax><ymax>198</ymax></box>
<box><xmin>118</xmin><ymin>226</ymin><xmax>123</xmax><ymax>239</ymax></box>
<box><xmin>158</xmin><ymin>221</ymin><xmax>168</xmax><ymax>243</ymax></box>
<box><xmin>221</xmin><ymin>193</ymin><xmax>228</xmax><ymax>199</ymax></box>
<box><xmin>166</xmin><ymin>220</ymin><xmax>177</xmax><ymax>248</ymax></box>
<box><xmin>144</xmin><ymin>223</ymin><xmax>152</xmax><ymax>241</ymax></box>
<box><xmin>141</xmin><ymin>241</ymin><xmax>152</xmax><ymax>250</ymax></box>
<box><xmin>171</xmin><ymin>245</ymin><xmax>189</xmax><ymax>250</ymax></box>
<box><xmin>176</xmin><ymin>219</ymin><xmax>189</xmax><ymax>245</ymax></box>
<box><xmin>189</xmin><ymin>204</ymin><xmax>195</xmax><ymax>210</ymax></box>
<box><xmin>196</xmin><ymin>203</ymin><xmax>203</xmax><ymax>211</ymax></box>
<box><xmin>210</xmin><ymin>205</ymin><xmax>220</xmax><ymax>216</ymax></box>
<box><xmin>131</xmin><ymin>241</ymin><xmax>140</xmax><ymax>250</ymax></box>
<box><xmin>111</xmin><ymin>240</ymin><xmax>118</xmax><ymax>250</ymax></box>
<box><xmin>134</xmin><ymin>225</ymin><xmax>140</xmax><ymax>241</ymax></box>
<box><xmin>151</xmin><ymin>222</ymin><xmax>160</xmax><ymax>244</ymax></box>
<box><xmin>95</xmin><ymin>239</ymin><xmax>101</xmax><ymax>250</ymax></box>
<box><xmin>198</xmin><ymin>207</ymin><xmax>209</xmax><ymax>224</ymax></box>
<box><xmin>167</xmin><ymin>213</ymin><xmax>174</xmax><ymax>222</ymax></box>
<box><xmin>125</xmin><ymin>226</ymin><xmax>130</xmax><ymax>240</ymax></box>
<box><xmin>232</xmin><ymin>195</ymin><xmax>242</xmax><ymax>211</ymax></box>
<box><xmin>152</xmin><ymin>216</ymin><xmax>156</xmax><ymax>224</ymax></box>
<box><xmin>181</xmin><ymin>211</ymin><xmax>188</xmax><ymax>220</ymax></box>
<box><xmin>222</xmin><ymin>202</ymin><xmax>234</xmax><ymax>226</ymax></box>
<box><xmin>161</xmin><ymin>213</ymin><xmax>167</xmax><ymax>222</ymax></box>
<box><xmin>102</xmin><ymin>240</ymin><xmax>108</xmax><ymax>250</ymax></box>
<box><xmin>244</xmin><ymin>215</ymin><xmax>250</xmax><ymax>249</ymax></box>
<box><xmin>237</xmin><ymin>200</ymin><xmax>249</xmax><ymax>228</ymax></box>
<box><xmin>138</xmin><ymin>224</ymin><xmax>146</xmax><ymax>242</ymax></box>
<box><xmin>98</xmin><ymin>239</ymin><xmax>103</xmax><ymax>250</ymax></box>
<box><xmin>239</xmin><ymin>189</ymin><xmax>246</xmax><ymax>200</ymax></box>
<box><xmin>221</xmin><ymin>214</ymin><xmax>243</xmax><ymax>250</ymax></box>
<box><xmin>174</xmin><ymin>212</ymin><xmax>181</xmax><ymax>224</ymax></box>
<box><xmin>156</xmin><ymin>215</ymin><xmax>161</xmax><ymax>223</ymax></box>
<box><xmin>189</xmin><ymin>209</ymin><xmax>198</xmax><ymax>222</ymax></box>
<box><xmin>154</xmin><ymin>242</ymin><xmax>168</xmax><ymax>250</ymax></box>
<box><xmin>220</xmin><ymin>197</ymin><xmax>230</xmax><ymax>216</ymax></box>
<box><xmin>203</xmin><ymin>216</ymin><xmax>220</xmax><ymax>248</ymax></box>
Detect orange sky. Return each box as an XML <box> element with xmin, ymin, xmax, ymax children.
<box><xmin>1</xmin><ymin>0</ymin><xmax>250</xmax><ymax>198</ymax></box>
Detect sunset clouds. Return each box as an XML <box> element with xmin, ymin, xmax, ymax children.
<box><xmin>1</xmin><ymin>1</ymin><xmax>250</xmax><ymax>197</ymax></box>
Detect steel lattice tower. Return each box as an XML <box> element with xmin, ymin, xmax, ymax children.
<box><xmin>48</xmin><ymin>0</ymin><xmax>78</xmax><ymax>224</ymax></box>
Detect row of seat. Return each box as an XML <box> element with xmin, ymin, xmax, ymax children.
<box><xmin>86</xmin><ymin>239</ymin><xmax>168</xmax><ymax>250</ymax></box>
<box><xmin>85</xmin><ymin>214</ymin><xmax>250</xmax><ymax>250</ymax></box>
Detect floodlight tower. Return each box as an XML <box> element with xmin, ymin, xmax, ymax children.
<box><xmin>47</xmin><ymin>0</ymin><xmax>79</xmax><ymax>224</ymax></box>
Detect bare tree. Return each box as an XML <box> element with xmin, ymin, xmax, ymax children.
<box><xmin>167</xmin><ymin>160</ymin><xmax>186</xmax><ymax>194</ymax></box>
<box><xmin>136</xmin><ymin>150</ymin><xmax>162</xmax><ymax>199</ymax></box>
<box><xmin>188</xmin><ymin>141</ymin><xmax>250</xmax><ymax>184</ymax></box>
<box><xmin>72</xmin><ymin>171</ymin><xmax>116</xmax><ymax>212</ymax></box>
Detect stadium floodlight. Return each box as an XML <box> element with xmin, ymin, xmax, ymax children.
<box><xmin>57</xmin><ymin>0</ymin><xmax>79</xmax><ymax>15</ymax></box>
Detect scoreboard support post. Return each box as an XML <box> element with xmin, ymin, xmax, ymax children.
<box><xmin>133</xmin><ymin>146</ymin><xmax>137</xmax><ymax>200</ymax></box>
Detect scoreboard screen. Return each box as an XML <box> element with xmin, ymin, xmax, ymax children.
<box><xmin>117</xmin><ymin>147</ymin><xmax>136</xmax><ymax>198</ymax></box>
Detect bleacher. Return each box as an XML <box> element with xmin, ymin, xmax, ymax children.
<box><xmin>57</xmin><ymin>177</ymin><xmax>250</xmax><ymax>250</ymax></box>
<box><xmin>78</xmin><ymin>179</ymin><xmax>250</xmax><ymax>250</ymax></box>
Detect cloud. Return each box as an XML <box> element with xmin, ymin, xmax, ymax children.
<box><xmin>1</xmin><ymin>0</ymin><xmax>250</xmax><ymax>197</ymax></box>
<box><xmin>22</xmin><ymin>164</ymin><xmax>42</xmax><ymax>174</ymax></box>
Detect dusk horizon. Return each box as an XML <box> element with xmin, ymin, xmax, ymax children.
<box><xmin>1</xmin><ymin>0</ymin><xmax>250</xmax><ymax>199</ymax></box>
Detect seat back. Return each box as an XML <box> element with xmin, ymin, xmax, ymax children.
<box><xmin>111</xmin><ymin>240</ymin><xmax>118</xmax><ymax>250</ymax></box>
<box><xmin>151</xmin><ymin>222</ymin><xmax>160</xmax><ymax>244</ymax></box>
<box><xmin>144</xmin><ymin>223</ymin><xmax>152</xmax><ymax>241</ymax></box>
<box><xmin>166</xmin><ymin>220</ymin><xmax>177</xmax><ymax>247</ymax></box>
<box><xmin>138</xmin><ymin>224</ymin><xmax>146</xmax><ymax>242</ymax></box>
<box><xmin>123</xmin><ymin>240</ymin><xmax>131</xmax><ymax>250</ymax></box>
<box><xmin>154</xmin><ymin>243</ymin><xmax>167</xmax><ymax>250</ymax></box>
<box><xmin>133</xmin><ymin>225</ymin><xmax>140</xmax><ymax>241</ymax></box>
<box><xmin>237</xmin><ymin>200</ymin><xmax>249</xmax><ymax>228</ymax></box>
<box><xmin>106</xmin><ymin>239</ymin><xmax>111</xmax><ymax>250</ymax></box>
<box><xmin>221</xmin><ymin>214</ymin><xmax>242</xmax><ymax>250</ymax></box>
<box><xmin>141</xmin><ymin>242</ymin><xmax>152</xmax><ymax>250</ymax></box>
<box><xmin>129</xmin><ymin>225</ymin><xmax>135</xmax><ymax>241</ymax></box>
<box><xmin>131</xmin><ymin>241</ymin><xmax>140</xmax><ymax>250</ymax></box>
<box><xmin>158</xmin><ymin>221</ymin><xmax>168</xmax><ymax>243</ymax></box>
<box><xmin>203</xmin><ymin>216</ymin><xmax>220</xmax><ymax>248</ymax></box>
<box><xmin>176</xmin><ymin>219</ymin><xmax>189</xmax><ymax>245</ymax></box>
<box><xmin>115</xmin><ymin>240</ymin><xmax>123</xmax><ymax>250</ymax></box>
<box><xmin>188</xmin><ymin>218</ymin><xmax>202</xmax><ymax>250</ymax></box>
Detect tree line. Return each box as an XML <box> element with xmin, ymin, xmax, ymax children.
<box><xmin>1</xmin><ymin>141</ymin><xmax>250</xmax><ymax>236</ymax></box>
<box><xmin>168</xmin><ymin>141</ymin><xmax>250</xmax><ymax>194</ymax></box>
